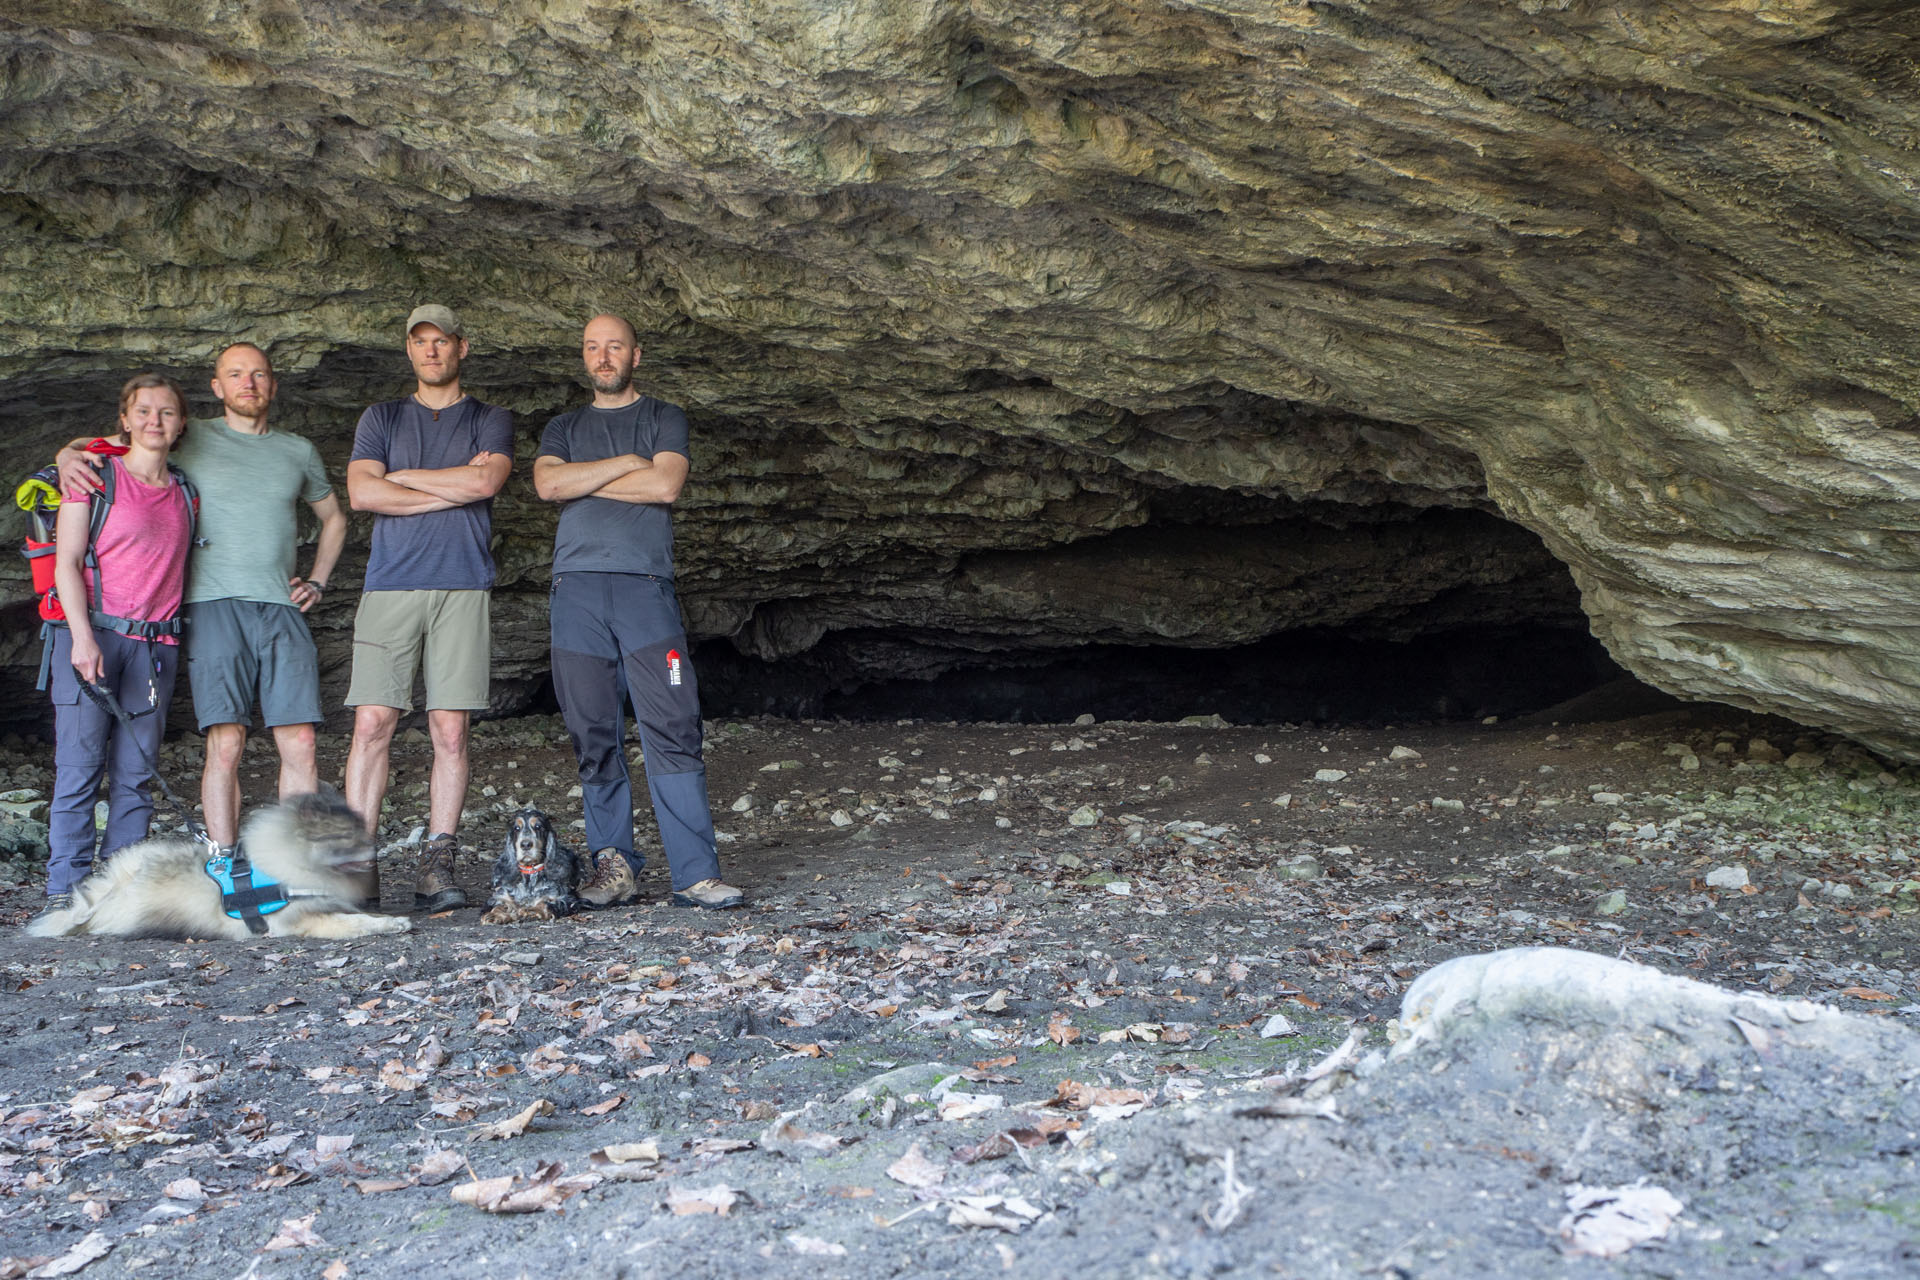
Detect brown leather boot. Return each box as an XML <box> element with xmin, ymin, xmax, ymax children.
<box><xmin>413</xmin><ymin>833</ymin><xmax>468</xmax><ymax>913</ymax></box>
<box><xmin>578</xmin><ymin>848</ymin><xmax>638</xmax><ymax>908</ymax></box>
<box><xmin>357</xmin><ymin>856</ymin><xmax>381</xmax><ymax>912</ymax></box>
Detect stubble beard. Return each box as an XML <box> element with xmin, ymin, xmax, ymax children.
<box><xmin>414</xmin><ymin>365</ymin><xmax>460</xmax><ymax>389</ymax></box>
<box><xmin>589</xmin><ymin>366</ymin><xmax>632</xmax><ymax>395</ymax></box>
<box><xmin>222</xmin><ymin>394</ymin><xmax>269</xmax><ymax>423</ymax></box>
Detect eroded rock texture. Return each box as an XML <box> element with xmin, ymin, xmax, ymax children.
<box><xmin>3</xmin><ymin>2</ymin><xmax>1919</xmax><ymax>744</ymax></box>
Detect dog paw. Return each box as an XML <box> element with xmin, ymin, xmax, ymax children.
<box><xmin>378</xmin><ymin>917</ymin><xmax>412</xmax><ymax>934</ymax></box>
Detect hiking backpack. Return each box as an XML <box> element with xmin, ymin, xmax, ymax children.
<box><xmin>17</xmin><ymin>440</ymin><xmax>201</xmax><ymax>688</ymax></box>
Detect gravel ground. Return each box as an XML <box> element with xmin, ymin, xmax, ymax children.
<box><xmin>0</xmin><ymin>697</ymin><xmax>1915</xmax><ymax>1278</ymax></box>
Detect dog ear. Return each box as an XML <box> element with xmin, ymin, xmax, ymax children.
<box><xmin>544</xmin><ymin>822</ymin><xmax>560</xmax><ymax>865</ymax></box>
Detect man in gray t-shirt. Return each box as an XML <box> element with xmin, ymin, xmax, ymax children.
<box><xmin>532</xmin><ymin>313</ymin><xmax>742</xmax><ymax>911</ymax></box>
<box><xmin>57</xmin><ymin>343</ymin><xmax>348</xmax><ymax>856</ymax></box>
<box><xmin>343</xmin><ymin>305</ymin><xmax>513</xmax><ymax>914</ymax></box>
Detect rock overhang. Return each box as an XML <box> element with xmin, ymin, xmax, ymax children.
<box><xmin>4</xmin><ymin>1</ymin><xmax>1920</xmax><ymax>746</ymax></box>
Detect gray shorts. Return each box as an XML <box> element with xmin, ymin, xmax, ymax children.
<box><xmin>184</xmin><ymin>598</ymin><xmax>323</xmax><ymax>730</ymax></box>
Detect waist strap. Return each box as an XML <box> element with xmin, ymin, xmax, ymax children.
<box><xmin>90</xmin><ymin>610</ymin><xmax>183</xmax><ymax>641</ymax></box>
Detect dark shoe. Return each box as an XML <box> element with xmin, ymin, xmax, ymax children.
<box><xmin>578</xmin><ymin>848</ymin><xmax>638</xmax><ymax>908</ymax></box>
<box><xmin>30</xmin><ymin>891</ymin><xmax>74</xmax><ymax>926</ymax></box>
<box><xmin>413</xmin><ymin>834</ymin><xmax>468</xmax><ymax>913</ymax></box>
<box><xmin>671</xmin><ymin>878</ymin><xmax>745</xmax><ymax>910</ymax></box>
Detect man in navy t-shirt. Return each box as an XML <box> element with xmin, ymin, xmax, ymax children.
<box><xmin>344</xmin><ymin>304</ymin><xmax>514</xmax><ymax>912</ymax></box>
<box><xmin>531</xmin><ymin>314</ymin><xmax>742</xmax><ymax>910</ymax></box>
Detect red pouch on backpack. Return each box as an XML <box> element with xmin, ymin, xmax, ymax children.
<box><xmin>17</xmin><ymin>438</ymin><xmax>130</xmax><ymax>623</ymax></box>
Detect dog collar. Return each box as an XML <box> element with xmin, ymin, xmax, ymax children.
<box><xmin>518</xmin><ymin>863</ymin><xmax>546</xmax><ymax>876</ymax></box>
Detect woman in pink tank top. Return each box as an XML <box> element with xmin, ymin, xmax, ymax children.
<box><xmin>35</xmin><ymin>373</ymin><xmax>195</xmax><ymax>916</ymax></box>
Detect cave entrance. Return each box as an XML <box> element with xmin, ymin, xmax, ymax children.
<box><xmin>689</xmin><ymin>623</ymin><xmax>1644</xmax><ymax>725</ymax></box>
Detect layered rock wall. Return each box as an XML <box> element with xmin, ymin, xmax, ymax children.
<box><xmin>4</xmin><ymin>2</ymin><xmax>1920</xmax><ymax>746</ymax></box>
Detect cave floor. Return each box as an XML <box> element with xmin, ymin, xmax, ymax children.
<box><xmin>0</xmin><ymin>703</ymin><xmax>1914</xmax><ymax>1278</ymax></box>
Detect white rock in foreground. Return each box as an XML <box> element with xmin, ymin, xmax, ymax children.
<box><xmin>1393</xmin><ymin>946</ymin><xmax>1847</xmax><ymax>1061</ymax></box>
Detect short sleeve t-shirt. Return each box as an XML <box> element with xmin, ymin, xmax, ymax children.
<box><xmin>77</xmin><ymin>457</ymin><xmax>192</xmax><ymax>641</ymax></box>
<box><xmin>350</xmin><ymin>396</ymin><xmax>514</xmax><ymax>592</ymax></box>
<box><xmin>536</xmin><ymin>397</ymin><xmax>689</xmax><ymax>579</ymax></box>
<box><xmin>173</xmin><ymin>418</ymin><xmax>331</xmax><ymax>607</ymax></box>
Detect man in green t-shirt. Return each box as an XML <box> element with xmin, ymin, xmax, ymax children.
<box><xmin>59</xmin><ymin>344</ymin><xmax>348</xmax><ymax>856</ymax></box>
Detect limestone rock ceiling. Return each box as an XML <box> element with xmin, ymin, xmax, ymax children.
<box><xmin>3</xmin><ymin>1</ymin><xmax>1919</xmax><ymax>748</ymax></box>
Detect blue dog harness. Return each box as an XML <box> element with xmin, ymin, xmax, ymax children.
<box><xmin>203</xmin><ymin>852</ymin><xmax>289</xmax><ymax>935</ymax></box>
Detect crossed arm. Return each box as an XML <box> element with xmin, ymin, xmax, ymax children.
<box><xmin>532</xmin><ymin>451</ymin><xmax>688</xmax><ymax>505</ymax></box>
<box><xmin>346</xmin><ymin>451</ymin><xmax>512</xmax><ymax>514</ymax></box>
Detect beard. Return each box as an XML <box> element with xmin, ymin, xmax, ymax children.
<box><xmin>221</xmin><ymin>392</ymin><xmax>270</xmax><ymax>421</ymax></box>
<box><xmin>588</xmin><ymin>364</ymin><xmax>632</xmax><ymax>395</ymax></box>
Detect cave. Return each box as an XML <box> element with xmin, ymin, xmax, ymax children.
<box><xmin>4</xmin><ymin>3</ymin><xmax>1920</xmax><ymax>755</ymax></box>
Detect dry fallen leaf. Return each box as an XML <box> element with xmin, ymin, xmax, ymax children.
<box><xmin>609</xmin><ymin>1031</ymin><xmax>653</xmax><ymax>1059</ymax></box>
<box><xmin>886</xmin><ymin>1143</ymin><xmax>946</xmax><ymax>1189</ymax></box>
<box><xmin>161</xmin><ymin>1178</ymin><xmax>205</xmax><ymax>1202</ymax></box>
<box><xmin>263</xmin><ymin>1213</ymin><xmax>326</xmax><ymax>1251</ymax></box>
<box><xmin>1559</xmin><ymin>1184</ymin><xmax>1684</xmax><ymax>1258</ymax></box>
<box><xmin>1049</xmin><ymin>1080</ymin><xmax>1152</xmax><ymax>1111</ymax></box>
<box><xmin>1046</xmin><ymin>1013</ymin><xmax>1080</xmax><ymax>1046</ymax></box>
<box><xmin>765</xmin><ymin>1118</ymin><xmax>844</xmax><ymax>1154</ymax></box>
<box><xmin>946</xmin><ymin>1194</ymin><xmax>1043</xmax><ymax>1232</ymax></box>
<box><xmin>1839</xmin><ymin>986</ymin><xmax>1895</xmax><ymax>1001</ymax></box>
<box><xmin>411</xmin><ymin>1149</ymin><xmax>465</xmax><ymax>1186</ymax></box>
<box><xmin>665</xmin><ymin>1183</ymin><xmax>739</xmax><ymax>1216</ymax></box>
<box><xmin>451</xmin><ymin>1162</ymin><xmax>598</xmax><ymax>1214</ymax></box>
<box><xmin>450</xmin><ymin>1175</ymin><xmax>515</xmax><ymax>1210</ymax></box>
<box><xmin>686</xmin><ymin>1052</ymin><xmax>712</xmax><ymax>1069</ymax></box>
<box><xmin>322</xmin><ymin>1261</ymin><xmax>349</xmax><ymax>1280</ymax></box>
<box><xmin>473</xmin><ymin>1098</ymin><xmax>554</xmax><ymax>1141</ymax></box>
<box><xmin>351</xmin><ymin>1178</ymin><xmax>413</xmax><ymax>1194</ymax></box>
<box><xmin>20</xmin><ymin>1231</ymin><xmax>112</xmax><ymax>1277</ymax></box>
<box><xmin>590</xmin><ymin>1142</ymin><xmax>661</xmax><ymax>1166</ymax></box>
<box><xmin>251</xmin><ymin>1165</ymin><xmax>313</xmax><ymax>1191</ymax></box>
<box><xmin>580</xmin><ymin>1093</ymin><xmax>626</xmax><ymax>1117</ymax></box>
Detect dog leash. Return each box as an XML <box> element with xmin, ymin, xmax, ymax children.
<box><xmin>80</xmin><ymin>679</ymin><xmax>210</xmax><ymax>847</ymax></box>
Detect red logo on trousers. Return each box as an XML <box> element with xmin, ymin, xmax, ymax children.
<box><xmin>666</xmin><ymin>649</ymin><xmax>683</xmax><ymax>687</ymax></box>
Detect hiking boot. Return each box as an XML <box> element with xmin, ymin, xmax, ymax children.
<box><xmin>672</xmin><ymin>878</ymin><xmax>745</xmax><ymax>910</ymax></box>
<box><xmin>30</xmin><ymin>891</ymin><xmax>74</xmax><ymax>926</ymax></box>
<box><xmin>412</xmin><ymin>834</ymin><xmax>468</xmax><ymax>913</ymax></box>
<box><xmin>579</xmin><ymin>848</ymin><xmax>639</xmax><ymax>908</ymax></box>
<box><xmin>357</xmin><ymin>856</ymin><xmax>381</xmax><ymax>913</ymax></box>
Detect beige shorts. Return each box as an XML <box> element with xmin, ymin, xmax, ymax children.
<box><xmin>346</xmin><ymin>589</ymin><xmax>491</xmax><ymax>713</ymax></box>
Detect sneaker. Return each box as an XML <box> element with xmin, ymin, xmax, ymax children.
<box><xmin>672</xmin><ymin>878</ymin><xmax>745</xmax><ymax>910</ymax></box>
<box><xmin>30</xmin><ymin>891</ymin><xmax>74</xmax><ymax>926</ymax></box>
<box><xmin>579</xmin><ymin>848</ymin><xmax>638</xmax><ymax>908</ymax></box>
<box><xmin>412</xmin><ymin>834</ymin><xmax>468</xmax><ymax>913</ymax></box>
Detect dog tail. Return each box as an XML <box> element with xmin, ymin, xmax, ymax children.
<box><xmin>25</xmin><ymin>893</ymin><xmax>92</xmax><ymax>937</ymax></box>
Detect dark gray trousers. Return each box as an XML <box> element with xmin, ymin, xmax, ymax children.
<box><xmin>550</xmin><ymin>572</ymin><xmax>720</xmax><ymax>890</ymax></box>
<box><xmin>46</xmin><ymin>627</ymin><xmax>180</xmax><ymax>895</ymax></box>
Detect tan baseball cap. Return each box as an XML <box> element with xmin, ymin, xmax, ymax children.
<box><xmin>404</xmin><ymin>304</ymin><xmax>463</xmax><ymax>339</ymax></box>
